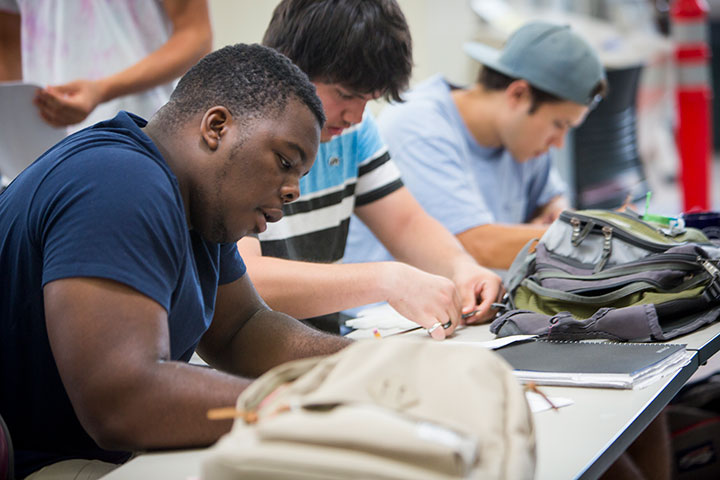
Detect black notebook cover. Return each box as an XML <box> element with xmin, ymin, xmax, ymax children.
<box><xmin>494</xmin><ymin>339</ymin><xmax>688</xmax><ymax>388</ymax></box>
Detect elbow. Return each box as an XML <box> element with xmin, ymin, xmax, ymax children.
<box><xmin>70</xmin><ymin>372</ymin><xmax>160</xmax><ymax>451</ymax></box>
<box><xmin>457</xmin><ymin>234</ymin><xmax>510</xmax><ymax>270</ymax></box>
<box><xmin>78</xmin><ymin>405</ymin><xmax>146</xmax><ymax>451</ymax></box>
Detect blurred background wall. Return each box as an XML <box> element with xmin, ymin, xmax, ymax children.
<box><xmin>208</xmin><ymin>0</ymin><xmax>481</xmax><ymax>90</ymax></box>
<box><xmin>206</xmin><ymin>0</ymin><xmax>718</xmax><ymax>214</ymax></box>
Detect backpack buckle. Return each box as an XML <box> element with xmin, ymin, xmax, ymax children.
<box><xmin>570</xmin><ymin>217</ymin><xmax>595</xmax><ymax>246</ymax></box>
<box><xmin>700</xmin><ymin>258</ymin><xmax>720</xmax><ymax>303</ymax></box>
<box><xmin>594</xmin><ymin>226</ymin><xmax>613</xmax><ymax>272</ymax></box>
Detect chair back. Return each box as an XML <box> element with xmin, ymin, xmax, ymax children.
<box><xmin>0</xmin><ymin>413</ymin><xmax>14</xmax><ymax>480</ymax></box>
<box><xmin>572</xmin><ymin>64</ymin><xmax>649</xmax><ymax>209</ymax></box>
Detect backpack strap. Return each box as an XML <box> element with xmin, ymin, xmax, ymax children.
<box><xmin>699</xmin><ymin>257</ymin><xmax>720</xmax><ymax>303</ymax></box>
<box><xmin>504</xmin><ymin>238</ymin><xmax>540</xmax><ymax>308</ymax></box>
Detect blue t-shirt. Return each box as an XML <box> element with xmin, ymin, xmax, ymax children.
<box><xmin>344</xmin><ymin>74</ymin><xmax>566</xmax><ymax>263</ymax></box>
<box><xmin>0</xmin><ymin>112</ymin><xmax>246</xmax><ymax>477</ymax></box>
<box><xmin>259</xmin><ymin>109</ymin><xmax>403</xmax><ymax>263</ymax></box>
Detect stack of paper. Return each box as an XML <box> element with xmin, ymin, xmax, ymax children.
<box><xmin>495</xmin><ymin>340</ymin><xmax>693</xmax><ymax>390</ymax></box>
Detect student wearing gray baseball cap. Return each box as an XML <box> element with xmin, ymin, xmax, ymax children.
<box><xmin>464</xmin><ymin>21</ymin><xmax>606</xmax><ymax>108</ymax></box>
<box><xmin>345</xmin><ymin>21</ymin><xmax>608</xmax><ymax>271</ymax></box>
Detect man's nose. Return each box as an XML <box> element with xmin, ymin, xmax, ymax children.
<box><xmin>343</xmin><ymin>99</ymin><xmax>367</xmax><ymax>125</ymax></box>
<box><xmin>281</xmin><ymin>182</ymin><xmax>299</xmax><ymax>203</ymax></box>
<box><xmin>550</xmin><ymin>132</ymin><xmax>565</xmax><ymax>150</ymax></box>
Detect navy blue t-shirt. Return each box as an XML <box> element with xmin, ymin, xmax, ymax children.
<box><xmin>0</xmin><ymin>112</ymin><xmax>246</xmax><ymax>477</ymax></box>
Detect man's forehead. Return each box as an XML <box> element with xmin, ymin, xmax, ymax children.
<box><xmin>539</xmin><ymin>101</ymin><xmax>588</xmax><ymax>121</ymax></box>
<box><xmin>330</xmin><ymin>82</ymin><xmax>383</xmax><ymax>101</ymax></box>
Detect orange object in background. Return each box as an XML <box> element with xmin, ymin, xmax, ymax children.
<box><xmin>671</xmin><ymin>0</ymin><xmax>713</xmax><ymax>212</ymax></box>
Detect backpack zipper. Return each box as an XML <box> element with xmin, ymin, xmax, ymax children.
<box><xmin>560</xmin><ymin>211</ymin><xmax>688</xmax><ymax>253</ymax></box>
<box><xmin>540</xmin><ymin>250</ymin><xmax>701</xmax><ymax>272</ymax></box>
<box><xmin>521</xmin><ymin>274</ymin><xmax>708</xmax><ymax>301</ymax></box>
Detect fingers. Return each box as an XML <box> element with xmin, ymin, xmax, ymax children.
<box><xmin>457</xmin><ymin>269</ymin><xmax>506</xmax><ymax>324</ymax></box>
<box><xmin>425</xmin><ymin>320</ymin><xmax>452</xmax><ymax>340</ymax></box>
<box><xmin>34</xmin><ymin>89</ymin><xmax>76</xmax><ymax>126</ymax></box>
<box><xmin>387</xmin><ymin>268</ymin><xmax>462</xmax><ymax>340</ymax></box>
<box><xmin>33</xmin><ymin>83</ymin><xmax>93</xmax><ymax>126</ymax></box>
<box><xmin>437</xmin><ymin>281</ymin><xmax>462</xmax><ymax>337</ymax></box>
<box><xmin>417</xmin><ymin>300</ymin><xmax>459</xmax><ymax>341</ymax></box>
<box><xmin>33</xmin><ymin>89</ymin><xmax>63</xmax><ymax>126</ymax></box>
<box><xmin>461</xmin><ymin>280</ymin><xmax>484</xmax><ymax>324</ymax></box>
<box><xmin>390</xmin><ymin>286</ymin><xmax>461</xmax><ymax>340</ymax></box>
<box><xmin>467</xmin><ymin>278</ymin><xmax>505</xmax><ymax>324</ymax></box>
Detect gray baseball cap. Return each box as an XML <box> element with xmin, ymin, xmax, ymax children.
<box><xmin>464</xmin><ymin>21</ymin><xmax>606</xmax><ymax>107</ymax></box>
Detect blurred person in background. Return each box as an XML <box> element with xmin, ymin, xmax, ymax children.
<box><xmin>0</xmin><ymin>0</ymin><xmax>212</xmax><ymax>132</ymax></box>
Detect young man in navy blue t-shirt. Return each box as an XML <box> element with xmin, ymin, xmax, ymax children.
<box><xmin>0</xmin><ymin>44</ymin><xmax>350</xmax><ymax>478</ymax></box>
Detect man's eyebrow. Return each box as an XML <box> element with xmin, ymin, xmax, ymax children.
<box><xmin>340</xmin><ymin>86</ymin><xmax>375</xmax><ymax>100</ymax></box>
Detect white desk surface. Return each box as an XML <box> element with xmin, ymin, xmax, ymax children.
<box><xmin>660</xmin><ymin>320</ymin><xmax>720</xmax><ymax>364</ymax></box>
<box><xmin>534</xmin><ymin>354</ymin><xmax>697</xmax><ymax>479</ymax></box>
<box><xmin>103</xmin><ymin>323</ymin><xmax>701</xmax><ymax>480</ymax></box>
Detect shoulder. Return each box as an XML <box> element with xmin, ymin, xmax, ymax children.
<box><xmin>34</xmin><ymin>115</ymin><xmax>183</xmax><ymax>223</ymax></box>
<box><xmin>55</xmin><ymin>113</ymin><xmax>176</xmax><ymax>187</ymax></box>
<box><xmin>378</xmin><ymin>76</ymin><xmax>459</xmax><ymax>146</ymax></box>
<box><xmin>321</xmin><ymin>110</ymin><xmax>386</xmax><ymax>166</ymax></box>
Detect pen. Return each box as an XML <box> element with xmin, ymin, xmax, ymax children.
<box><xmin>388</xmin><ymin>318</ymin><xmax>455</xmax><ymax>337</ymax></box>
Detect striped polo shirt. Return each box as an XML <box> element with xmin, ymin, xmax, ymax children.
<box><xmin>259</xmin><ymin>109</ymin><xmax>403</xmax><ymax>263</ymax></box>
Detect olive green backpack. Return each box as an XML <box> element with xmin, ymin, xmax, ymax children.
<box><xmin>491</xmin><ymin>210</ymin><xmax>720</xmax><ymax>341</ymax></box>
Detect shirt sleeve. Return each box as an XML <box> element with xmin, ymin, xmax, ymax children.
<box><xmin>35</xmin><ymin>150</ymin><xmax>188</xmax><ymax>313</ymax></box>
<box><xmin>354</xmin><ymin>112</ymin><xmax>403</xmax><ymax>208</ymax></box>
<box><xmin>218</xmin><ymin>242</ymin><xmax>246</xmax><ymax>285</ymax></box>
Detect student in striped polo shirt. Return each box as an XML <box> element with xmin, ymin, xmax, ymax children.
<box><xmin>237</xmin><ymin>0</ymin><xmax>503</xmax><ymax>338</ymax></box>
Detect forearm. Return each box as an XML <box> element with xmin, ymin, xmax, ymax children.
<box><xmin>0</xmin><ymin>10</ymin><xmax>21</xmax><ymax>81</ymax></box>
<box><xmin>94</xmin><ymin>16</ymin><xmax>211</xmax><ymax>103</ymax></box>
<box><xmin>358</xmin><ymin>188</ymin><xmax>476</xmax><ymax>279</ymax></box>
<box><xmin>457</xmin><ymin>223</ymin><xmax>547</xmax><ymax>270</ymax></box>
<box><xmin>88</xmin><ymin>360</ymin><xmax>250</xmax><ymax>451</ymax></box>
<box><xmin>207</xmin><ymin>308</ymin><xmax>351</xmax><ymax>377</ymax></box>
<box><xmin>243</xmin><ymin>254</ymin><xmax>405</xmax><ymax>319</ymax></box>
<box><xmin>89</xmin><ymin>312</ymin><xmax>349</xmax><ymax>451</ymax></box>
<box><xmin>388</xmin><ymin>210</ymin><xmax>475</xmax><ymax>279</ymax></box>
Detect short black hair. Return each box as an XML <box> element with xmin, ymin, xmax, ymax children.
<box><xmin>158</xmin><ymin>43</ymin><xmax>325</xmax><ymax>129</ymax></box>
<box><xmin>263</xmin><ymin>0</ymin><xmax>412</xmax><ymax>102</ymax></box>
<box><xmin>479</xmin><ymin>66</ymin><xmax>608</xmax><ymax>114</ymax></box>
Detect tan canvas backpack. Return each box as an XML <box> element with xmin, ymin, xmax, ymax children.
<box><xmin>202</xmin><ymin>338</ymin><xmax>536</xmax><ymax>479</ymax></box>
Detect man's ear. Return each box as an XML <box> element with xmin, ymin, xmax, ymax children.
<box><xmin>505</xmin><ymin>79</ymin><xmax>532</xmax><ymax>109</ymax></box>
<box><xmin>200</xmin><ymin>106</ymin><xmax>232</xmax><ymax>151</ymax></box>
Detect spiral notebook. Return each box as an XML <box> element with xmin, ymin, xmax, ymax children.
<box><xmin>494</xmin><ymin>339</ymin><xmax>692</xmax><ymax>389</ymax></box>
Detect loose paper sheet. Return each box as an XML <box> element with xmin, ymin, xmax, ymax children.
<box><xmin>0</xmin><ymin>82</ymin><xmax>66</xmax><ymax>181</ymax></box>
